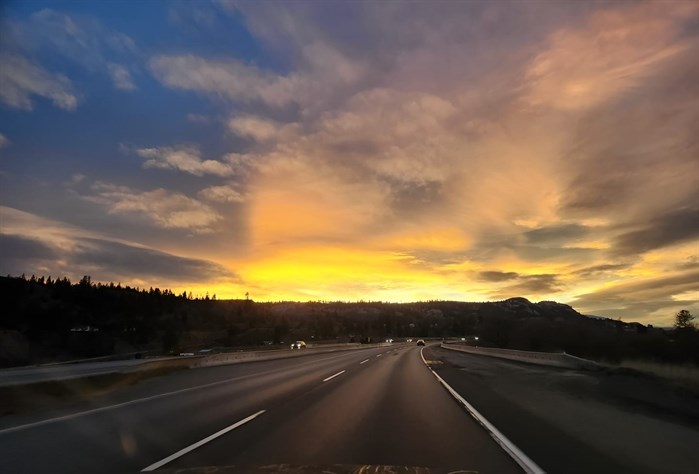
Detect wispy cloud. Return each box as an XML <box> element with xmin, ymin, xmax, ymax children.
<box><xmin>107</xmin><ymin>63</ymin><xmax>135</xmax><ymax>91</ymax></box>
<box><xmin>149</xmin><ymin>55</ymin><xmax>298</xmax><ymax>108</ymax></box>
<box><xmin>149</xmin><ymin>43</ymin><xmax>366</xmax><ymax>112</ymax></box>
<box><xmin>228</xmin><ymin>115</ymin><xmax>289</xmax><ymax>142</ymax></box>
<box><xmin>136</xmin><ymin>146</ymin><xmax>233</xmax><ymax>177</ymax></box>
<box><xmin>84</xmin><ymin>183</ymin><xmax>222</xmax><ymax>233</ymax></box>
<box><xmin>0</xmin><ymin>53</ymin><xmax>78</xmax><ymax>110</ymax></box>
<box><xmin>523</xmin><ymin>2</ymin><xmax>697</xmax><ymax>111</ymax></box>
<box><xmin>198</xmin><ymin>184</ymin><xmax>245</xmax><ymax>203</ymax></box>
<box><xmin>26</xmin><ymin>9</ymin><xmax>138</xmax><ymax>91</ymax></box>
<box><xmin>0</xmin><ymin>8</ymin><xmax>138</xmax><ymax>98</ymax></box>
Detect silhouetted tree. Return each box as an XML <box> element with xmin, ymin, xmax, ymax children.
<box><xmin>675</xmin><ymin>310</ymin><xmax>695</xmax><ymax>330</ymax></box>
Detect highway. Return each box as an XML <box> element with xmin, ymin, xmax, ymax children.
<box><xmin>430</xmin><ymin>346</ymin><xmax>699</xmax><ymax>474</ymax></box>
<box><xmin>0</xmin><ymin>345</ymin><xmax>523</xmax><ymax>473</ymax></box>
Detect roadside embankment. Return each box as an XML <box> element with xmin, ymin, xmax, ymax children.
<box><xmin>0</xmin><ymin>360</ymin><xmax>191</xmax><ymax>416</ymax></box>
<box><xmin>440</xmin><ymin>342</ymin><xmax>601</xmax><ymax>370</ymax></box>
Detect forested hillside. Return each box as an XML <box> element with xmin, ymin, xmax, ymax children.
<box><xmin>1</xmin><ymin>275</ymin><xmax>696</xmax><ymax>367</ymax></box>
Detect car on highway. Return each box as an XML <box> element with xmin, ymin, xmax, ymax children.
<box><xmin>290</xmin><ymin>340</ymin><xmax>307</xmax><ymax>349</ymax></box>
<box><xmin>416</xmin><ymin>339</ymin><xmax>425</xmax><ymax>346</ymax></box>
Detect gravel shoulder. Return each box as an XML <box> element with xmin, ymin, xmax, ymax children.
<box><xmin>424</xmin><ymin>345</ymin><xmax>699</xmax><ymax>474</ymax></box>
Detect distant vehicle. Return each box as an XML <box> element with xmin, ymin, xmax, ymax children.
<box><xmin>406</xmin><ymin>339</ymin><xmax>413</xmax><ymax>342</ymax></box>
<box><xmin>416</xmin><ymin>340</ymin><xmax>425</xmax><ymax>346</ymax></box>
<box><xmin>290</xmin><ymin>340</ymin><xmax>307</xmax><ymax>349</ymax></box>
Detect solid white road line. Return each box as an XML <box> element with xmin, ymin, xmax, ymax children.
<box><xmin>0</xmin><ymin>350</ymin><xmax>363</xmax><ymax>435</ymax></box>
<box><xmin>141</xmin><ymin>410</ymin><xmax>265</xmax><ymax>472</ymax></box>
<box><xmin>360</xmin><ymin>359</ymin><xmax>370</xmax><ymax>364</ymax></box>
<box><xmin>0</xmin><ymin>374</ymin><xmax>254</xmax><ymax>435</ymax></box>
<box><xmin>322</xmin><ymin>370</ymin><xmax>346</xmax><ymax>382</ymax></box>
<box><xmin>419</xmin><ymin>347</ymin><xmax>545</xmax><ymax>474</ymax></box>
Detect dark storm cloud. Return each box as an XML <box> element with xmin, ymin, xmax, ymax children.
<box><xmin>524</xmin><ymin>223</ymin><xmax>591</xmax><ymax>245</ymax></box>
<box><xmin>572</xmin><ymin>263</ymin><xmax>631</xmax><ymax>277</ymax></box>
<box><xmin>72</xmin><ymin>238</ymin><xmax>235</xmax><ymax>281</ymax></box>
<box><xmin>0</xmin><ymin>233</ymin><xmax>57</xmax><ymax>261</ymax></box>
<box><xmin>468</xmin><ymin>237</ymin><xmax>599</xmax><ymax>264</ymax></box>
<box><xmin>0</xmin><ymin>233</ymin><xmax>234</xmax><ymax>283</ymax></box>
<box><xmin>490</xmin><ymin>274</ymin><xmax>564</xmax><ymax>300</ymax></box>
<box><xmin>478</xmin><ymin>271</ymin><xmax>520</xmax><ymax>282</ymax></box>
<box><xmin>0</xmin><ymin>234</ymin><xmax>58</xmax><ymax>275</ymax></box>
<box><xmin>508</xmin><ymin>274</ymin><xmax>562</xmax><ymax>294</ymax></box>
<box><xmin>573</xmin><ymin>269</ymin><xmax>699</xmax><ymax>307</ymax></box>
<box><xmin>612</xmin><ymin>208</ymin><xmax>699</xmax><ymax>256</ymax></box>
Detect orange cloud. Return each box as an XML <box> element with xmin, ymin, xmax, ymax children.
<box><xmin>524</xmin><ymin>1</ymin><xmax>697</xmax><ymax>111</ymax></box>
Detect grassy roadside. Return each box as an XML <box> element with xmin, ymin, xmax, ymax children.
<box><xmin>0</xmin><ymin>360</ymin><xmax>190</xmax><ymax>417</ymax></box>
<box><xmin>617</xmin><ymin>359</ymin><xmax>699</xmax><ymax>394</ymax></box>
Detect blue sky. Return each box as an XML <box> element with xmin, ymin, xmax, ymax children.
<box><xmin>1</xmin><ymin>0</ymin><xmax>698</xmax><ymax>325</ymax></box>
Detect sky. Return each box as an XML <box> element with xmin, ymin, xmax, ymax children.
<box><xmin>0</xmin><ymin>0</ymin><xmax>697</xmax><ymax>326</ymax></box>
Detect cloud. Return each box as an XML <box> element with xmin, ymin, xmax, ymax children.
<box><xmin>149</xmin><ymin>43</ymin><xmax>366</xmax><ymax>112</ymax></box>
<box><xmin>0</xmin><ymin>233</ymin><xmax>233</xmax><ymax>285</ymax></box>
<box><xmin>612</xmin><ymin>207</ymin><xmax>699</xmax><ymax>256</ymax></box>
<box><xmin>136</xmin><ymin>146</ymin><xmax>233</xmax><ymax>177</ymax></box>
<box><xmin>553</xmin><ymin>6</ymin><xmax>699</xmax><ymax>220</ymax></box>
<box><xmin>478</xmin><ymin>271</ymin><xmax>520</xmax><ymax>282</ymax></box>
<box><xmin>228</xmin><ymin>115</ymin><xmax>287</xmax><ymax>142</ymax></box>
<box><xmin>524</xmin><ymin>224</ymin><xmax>591</xmax><ymax>245</ymax></box>
<box><xmin>198</xmin><ymin>184</ymin><xmax>246</xmax><ymax>203</ymax></box>
<box><xmin>0</xmin><ymin>133</ymin><xmax>9</xmax><ymax>149</ymax></box>
<box><xmin>107</xmin><ymin>63</ymin><xmax>135</xmax><ymax>91</ymax></box>
<box><xmin>25</xmin><ymin>9</ymin><xmax>138</xmax><ymax>91</ymax></box>
<box><xmin>84</xmin><ymin>183</ymin><xmax>222</xmax><ymax>233</ymax></box>
<box><xmin>149</xmin><ymin>55</ymin><xmax>299</xmax><ymax>108</ymax></box>
<box><xmin>71</xmin><ymin>237</ymin><xmax>234</xmax><ymax>282</ymax></box>
<box><xmin>523</xmin><ymin>2</ymin><xmax>697</xmax><ymax>111</ymax></box>
<box><xmin>0</xmin><ymin>53</ymin><xmax>78</xmax><ymax>110</ymax></box>
<box><xmin>0</xmin><ymin>206</ymin><xmax>237</xmax><ymax>290</ymax></box>
<box><xmin>572</xmin><ymin>269</ymin><xmax>699</xmax><ymax>321</ymax></box>
<box><xmin>572</xmin><ymin>263</ymin><xmax>631</xmax><ymax>277</ymax></box>
<box><xmin>0</xmin><ymin>233</ymin><xmax>58</xmax><ymax>266</ymax></box>
<box><xmin>496</xmin><ymin>274</ymin><xmax>564</xmax><ymax>298</ymax></box>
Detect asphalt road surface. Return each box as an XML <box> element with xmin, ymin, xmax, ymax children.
<box><xmin>429</xmin><ymin>346</ymin><xmax>699</xmax><ymax>474</ymax></box>
<box><xmin>0</xmin><ymin>345</ymin><xmax>523</xmax><ymax>473</ymax></box>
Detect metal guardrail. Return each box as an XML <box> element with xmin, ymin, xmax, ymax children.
<box><xmin>440</xmin><ymin>343</ymin><xmax>600</xmax><ymax>370</ymax></box>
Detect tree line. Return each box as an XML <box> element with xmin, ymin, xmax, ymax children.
<box><xmin>0</xmin><ymin>275</ymin><xmax>696</xmax><ymax>367</ymax></box>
